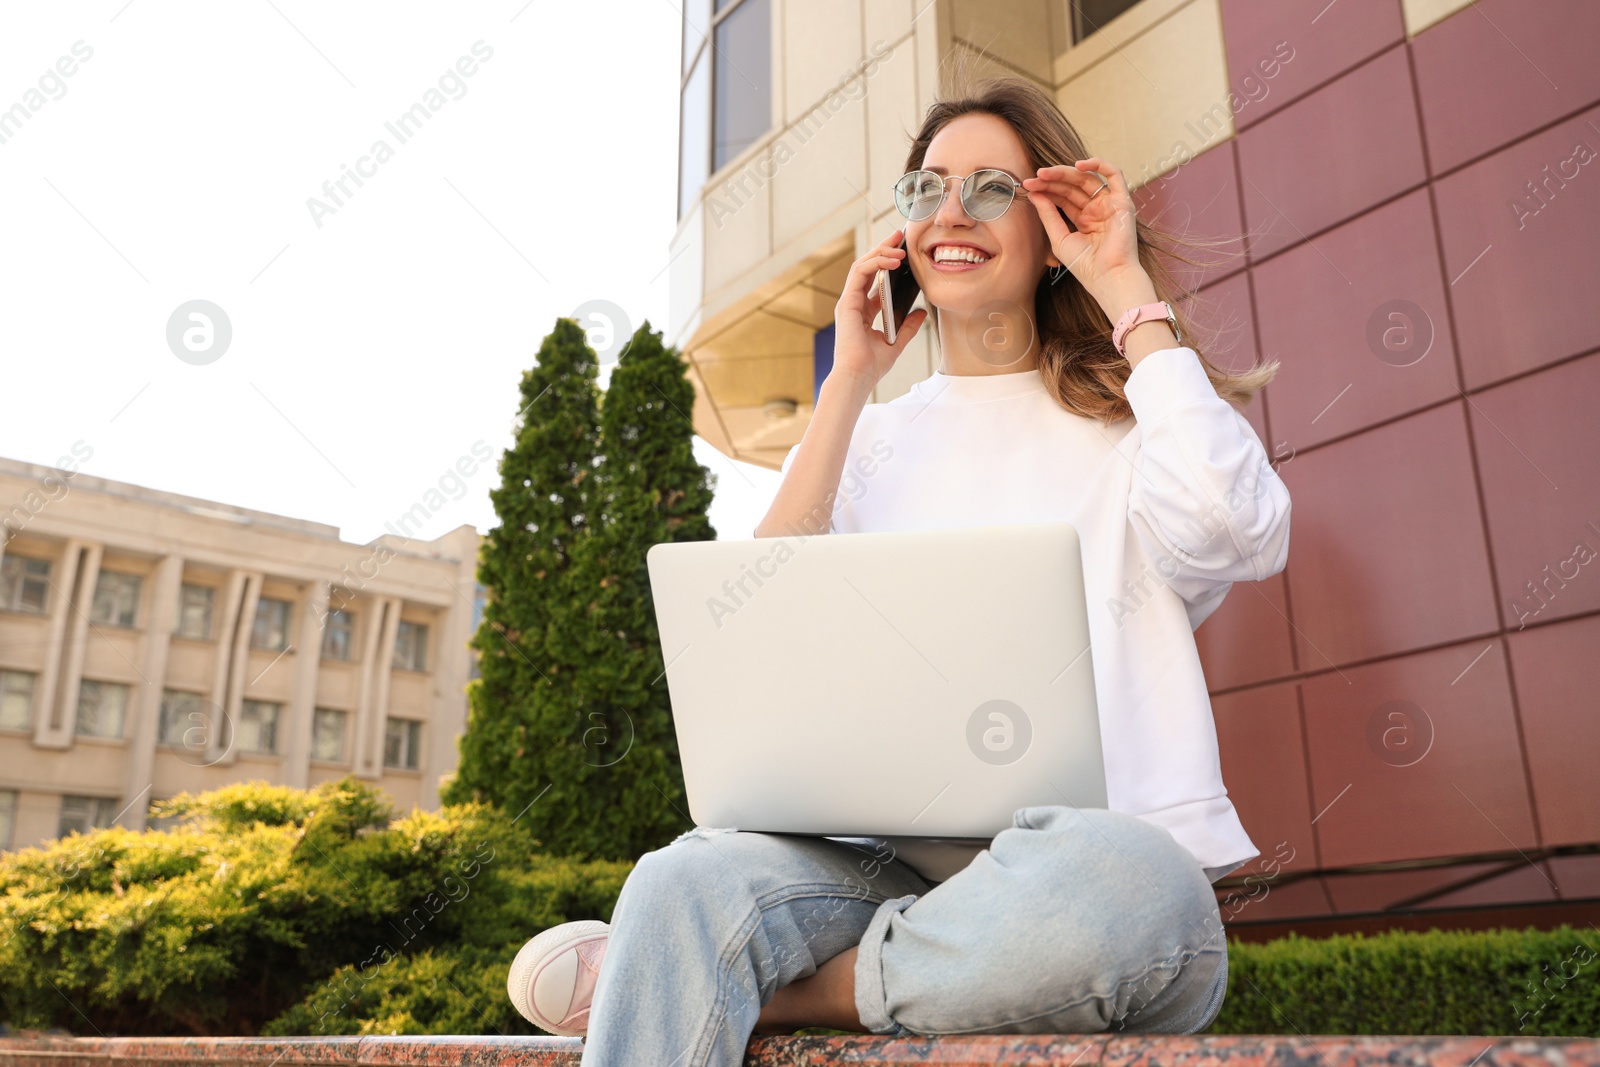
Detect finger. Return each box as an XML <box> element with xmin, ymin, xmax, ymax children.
<box><xmin>1027</xmin><ymin>186</ymin><xmax>1086</xmax><ymax>226</ymax></box>
<box><xmin>1075</xmin><ymin>157</ymin><xmax>1126</xmax><ymax>196</ymax></box>
<box><xmin>1028</xmin><ymin>188</ymin><xmax>1080</xmax><ymax>253</ymax></box>
<box><xmin>888</xmin><ymin>307</ymin><xmax>928</xmax><ymax>354</ymax></box>
<box><xmin>851</xmin><ymin>253</ymin><xmax>906</xmax><ymax>290</ymax></box>
<box><xmin>1032</xmin><ymin>164</ymin><xmax>1104</xmax><ymax>193</ymax></box>
<box><xmin>1027</xmin><ymin>181</ymin><xmax>1095</xmax><ymax>212</ymax></box>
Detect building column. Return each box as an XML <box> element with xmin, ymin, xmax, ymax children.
<box><xmin>351</xmin><ymin>595</ymin><xmax>401</xmax><ymax>780</ymax></box>
<box><xmin>207</xmin><ymin>570</ymin><xmax>261</xmax><ymax>766</ymax></box>
<box><xmin>283</xmin><ymin>580</ymin><xmax>329</xmax><ymax>788</ymax></box>
<box><xmin>35</xmin><ymin>539</ymin><xmax>101</xmax><ymax>750</ymax></box>
<box><xmin>423</xmin><ymin>531</ymin><xmax>480</xmax><ymax>809</ymax></box>
<box><xmin>122</xmin><ymin>554</ymin><xmax>183</xmax><ymax>830</ymax></box>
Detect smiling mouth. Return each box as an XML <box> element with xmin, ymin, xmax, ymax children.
<box><xmin>928</xmin><ymin>248</ymin><xmax>994</xmax><ymax>272</ymax></box>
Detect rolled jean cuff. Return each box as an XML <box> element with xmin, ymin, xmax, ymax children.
<box><xmin>853</xmin><ymin>892</ymin><xmax>920</xmax><ymax>1036</ymax></box>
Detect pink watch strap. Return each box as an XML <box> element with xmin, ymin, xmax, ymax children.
<box><xmin>1112</xmin><ymin>301</ymin><xmax>1180</xmax><ymax>357</ymax></box>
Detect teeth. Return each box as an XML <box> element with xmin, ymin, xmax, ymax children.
<box><xmin>933</xmin><ymin>246</ymin><xmax>990</xmax><ymax>264</ymax></box>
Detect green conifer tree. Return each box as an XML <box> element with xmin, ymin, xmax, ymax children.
<box><xmin>445</xmin><ymin>317</ymin><xmax>716</xmax><ymax>861</ymax></box>
<box><xmin>442</xmin><ymin>318</ymin><xmax>601</xmax><ymax>827</ymax></box>
<box><xmin>544</xmin><ymin>320</ymin><xmax>716</xmax><ymax>858</ymax></box>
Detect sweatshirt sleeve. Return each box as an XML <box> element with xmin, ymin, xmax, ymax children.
<box><xmin>1121</xmin><ymin>347</ymin><xmax>1291</xmax><ymax>625</ymax></box>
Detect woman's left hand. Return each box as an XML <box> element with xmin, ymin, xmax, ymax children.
<box><xmin>1023</xmin><ymin>157</ymin><xmax>1142</xmax><ymax>297</ymax></box>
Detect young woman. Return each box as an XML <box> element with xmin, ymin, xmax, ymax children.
<box><xmin>506</xmin><ymin>75</ymin><xmax>1290</xmax><ymax>1065</ymax></box>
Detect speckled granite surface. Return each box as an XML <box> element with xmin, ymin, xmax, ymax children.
<box><xmin>0</xmin><ymin>1034</ymin><xmax>1596</xmax><ymax>1067</ymax></box>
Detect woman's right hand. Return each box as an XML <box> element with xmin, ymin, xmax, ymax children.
<box><xmin>831</xmin><ymin>228</ymin><xmax>928</xmax><ymax>392</ymax></box>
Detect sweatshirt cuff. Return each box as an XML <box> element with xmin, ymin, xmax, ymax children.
<box><xmin>1123</xmin><ymin>346</ymin><xmax>1217</xmax><ymax>426</ymax></box>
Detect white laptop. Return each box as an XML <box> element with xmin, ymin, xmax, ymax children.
<box><xmin>644</xmin><ymin>522</ymin><xmax>1107</xmax><ymax>841</ymax></box>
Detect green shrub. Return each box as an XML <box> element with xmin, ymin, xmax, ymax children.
<box><xmin>1213</xmin><ymin>927</ymin><xmax>1600</xmax><ymax>1036</ymax></box>
<box><xmin>8</xmin><ymin>787</ymin><xmax>1597</xmax><ymax>1038</ymax></box>
<box><xmin>0</xmin><ymin>778</ymin><xmax>631</xmax><ymax>1037</ymax></box>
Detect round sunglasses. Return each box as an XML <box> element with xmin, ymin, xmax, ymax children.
<box><xmin>893</xmin><ymin>168</ymin><xmax>1026</xmax><ymax>223</ymax></box>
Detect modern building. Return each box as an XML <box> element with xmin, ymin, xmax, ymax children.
<box><xmin>0</xmin><ymin>454</ymin><xmax>482</xmax><ymax>851</ymax></box>
<box><xmin>668</xmin><ymin>0</ymin><xmax>1600</xmax><ymax>935</ymax></box>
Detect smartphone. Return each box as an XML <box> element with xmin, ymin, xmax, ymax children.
<box><xmin>876</xmin><ymin>233</ymin><xmax>921</xmax><ymax>345</ymax></box>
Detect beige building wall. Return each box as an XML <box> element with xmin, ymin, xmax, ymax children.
<box><xmin>669</xmin><ymin>0</ymin><xmax>1404</xmax><ymax>464</ymax></box>
<box><xmin>0</xmin><ymin>455</ymin><xmax>479</xmax><ymax>851</ymax></box>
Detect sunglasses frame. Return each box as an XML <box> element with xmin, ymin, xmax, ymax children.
<box><xmin>893</xmin><ymin>168</ymin><xmax>1026</xmax><ymax>223</ymax></box>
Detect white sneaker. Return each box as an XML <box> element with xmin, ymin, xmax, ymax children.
<box><xmin>506</xmin><ymin>919</ymin><xmax>610</xmax><ymax>1037</ymax></box>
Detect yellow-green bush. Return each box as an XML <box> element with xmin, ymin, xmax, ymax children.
<box><xmin>0</xmin><ymin>778</ymin><xmax>631</xmax><ymax>1036</ymax></box>
<box><xmin>8</xmin><ymin>785</ymin><xmax>1596</xmax><ymax>1038</ymax></box>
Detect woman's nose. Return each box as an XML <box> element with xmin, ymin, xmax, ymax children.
<box><xmin>932</xmin><ymin>176</ymin><xmax>974</xmax><ymax>227</ymax></box>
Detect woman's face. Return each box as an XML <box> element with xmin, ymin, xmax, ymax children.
<box><xmin>905</xmin><ymin>112</ymin><xmax>1056</xmax><ymax>318</ymax></box>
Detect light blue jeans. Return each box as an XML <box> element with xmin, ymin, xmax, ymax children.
<box><xmin>578</xmin><ymin>804</ymin><xmax>1231</xmax><ymax>1066</ymax></box>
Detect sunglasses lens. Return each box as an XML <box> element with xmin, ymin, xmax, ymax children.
<box><xmin>962</xmin><ymin>170</ymin><xmax>1016</xmax><ymax>221</ymax></box>
<box><xmin>895</xmin><ymin>171</ymin><xmax>944</xmax><ymax>220</ymax></box>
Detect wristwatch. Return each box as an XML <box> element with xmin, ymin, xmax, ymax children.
<box><xmin>1111</xmin><ymin>300</ymin><xmax>1181</xmax><ymax>358</ymax></box>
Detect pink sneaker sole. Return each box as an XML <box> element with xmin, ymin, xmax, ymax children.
<box><xmin>506</xmin><ymin>919</ymin><xmax>610</xmax><ymax>1037</ymax></box>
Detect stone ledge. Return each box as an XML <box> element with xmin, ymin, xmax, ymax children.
<box><xmin>2</xmin><ymin>1034</ymin><xmax>1598</xmax><ymax>1067</ymax></box>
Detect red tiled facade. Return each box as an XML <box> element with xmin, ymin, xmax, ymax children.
<box><xmin>1159</xmin><ymin>0</ymin><xmax>1600</xmax><ymax>929</ymax></box>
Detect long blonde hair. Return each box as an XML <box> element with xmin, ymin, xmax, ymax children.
<box><xmin>905</xmin><ymin>72</ymin><xmax>1278</xmax><ymax>422</ymax></box>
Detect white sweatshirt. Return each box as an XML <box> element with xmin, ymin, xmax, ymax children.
<box><xmin>779</xmin><ymin>346</ymin><xmax>1292</xmax><ymax>885</ymax></box>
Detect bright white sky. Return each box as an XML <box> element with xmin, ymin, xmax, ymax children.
<box><xmin>0</xmin><ymin>1</ymin><xmax>782</xmax><ymax>548</ymax></box>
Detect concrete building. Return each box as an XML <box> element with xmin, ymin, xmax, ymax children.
<box><xmin>669</xmin><ymin>0</ymin><xmax>1600</xmax><ymax>934</ymax></box>
<box><xmin>0</xmin><ymin>454</ymin><xmax>481</xmax><ymax>851</ymax></box>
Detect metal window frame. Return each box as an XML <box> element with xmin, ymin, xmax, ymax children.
<box><xmin>1070</xmin><ymin>0</ymin><xmax>1145</xmax><ymax>45</ymax></box>
<box><xmin>0</xmin><ymin>670</ymin><xmax>35</xmax><ymax>731</ymax></box>
<box><xmin>311</xmin><ymin>706</ymin><xmax>348</xmax><ymax>762</ymax></box>
<box><xmin>91</xmin><ymin>570</ymin><xmax>143</xmax><ymax>628</ymax></box>
<box><xmin>158</xmin><ymin>688</ymin><xmax>208</xmax><ymax>745</ymax></box>
<box><xmin>175</xmin><ymin>583</ymin><xmax>216</xmax><ymax>640</ymax></box>
<box><xmin>74</xmin><ymin>679</ymin><xmax>129</xmax><ymax>739</ymax></box>
<box><xmin>2</xmin><ymin>555</ymin><xmax>52</xmax><ymax>614</ymax></box>
<box><xmin>678</xmin><ymin>0</ymin><xmax>768</xmax><ymax>220</ymax></box>
<box><xmin>393</xmin><ymin>619</ymin><xmax>430</xmax><ymax>672</ymax></box>
<box><xmin>238</xmin><ymin>699</ymin><xmax>282</xmax><ymax>755</ymax></box>
<box><xmin>251</xmin><ymin>596</ymin><xmax>292</xmax><ymax>651</ymax></box>
<box><xmin>322</xmin><ymin>608</ymin><xmax>356</xmax><ymax>661</ymax></box>
<box><xmin>0</xmin><ymin>789</ymin><xmax>15</xmax><ymax>849</ymax></box>
<box><xmin>383</xmin><ymin>717</ymin><xmax>423</xmax><ymax>771</ymax></box>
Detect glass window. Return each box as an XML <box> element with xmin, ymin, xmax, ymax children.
<box><xmin>236</xmin><ymin>700</ymin><xmax>280</xmax><ymax>755</ymax></box>
<box><xmin>1071</xmin><ymin>0</ymin><xmax>1144</xmax><ymax>43</ymax></box>
<box><xmin>383</xmin><ymin>717</ymin><xmax>422</xmax><ymax>771</ymax></box>
<box><xmin>467</xmin><ymin>584</ymin><xmax>487</xmax><ymax>681</ymax></box>
<box><xmin>393</xmin><ymin>620</ymin><xmax>429</xmax><ymax>672</ymax></box>
<box><xmin>312</xmin><ymin>707</ymin><xmax>347</xmax><ymax>762</ymax></box>
<box><xmin>59</xmin><ymin>795</ymin><xmax>119</xmax><ymax>837</ymax></box>
<box><xmin>251</xmin><ymin>597</ymin><xmax>291</xmax><ymax>651</ymax></box>
<box><xmin>678</xmin><ymin>47</ymin><xmax>711</xmax><ymax>219</ymax></box>
<box><xmin>683</xmin><ymin>0</ymin><xmax>711</xmax><ymax>75</ymax></box>
<box><xmin>174</xmin><ymin>584</ymin><xmax>215</xmax><ymax>640</ymax></box>
<box><xmin>0</xmin><ymin>670</ymin><xmax>35</xmax><ymax>731</ymax></box>
<box><xmin>1</xmin><ymin>555</ymin><xmax>51</xmax><ymax>614</ymax></box>
<box><xmin>0</xmin><ymin>789</ymin><xmax>15</xmax><ymax>848</ymax></box>
<box><xmin>712</xmin><ymin>0</ymin><xmax>771</xmax><ymax>172</ymax></box>
<box><xmin>75</xmin><ymin>680</ymin><xmax>129</xmax><ymax>739</ymax></box>
<box><xmin>322</xmin><ymin>609</ymin><xmax>354</xmax><ymax>661</ymax></box>
<box><xmin>90</xmin><ymin>570</ymin><xmax>142</xmax><ymax>628</ymax></box>
<box><xmin>158</xmin><ymin>690</ymin><xmax>211</xmax><ymax>749</ymax></box>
